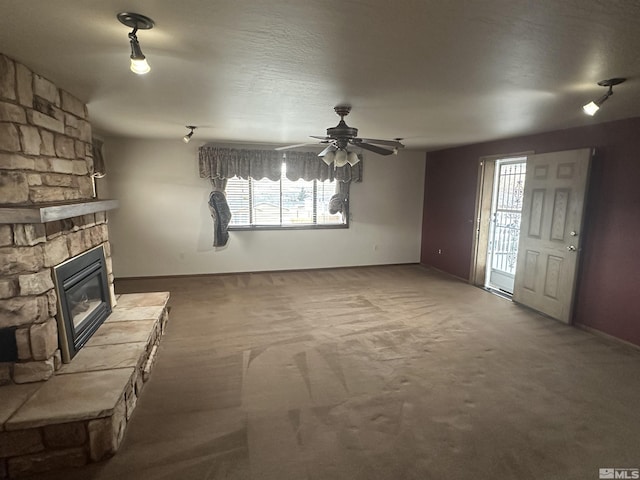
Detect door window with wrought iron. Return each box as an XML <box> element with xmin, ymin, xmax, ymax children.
<box><xmin>486</xmin><ymin>158</ymin><xmax>526</xmax><ymax>294</ymax></box>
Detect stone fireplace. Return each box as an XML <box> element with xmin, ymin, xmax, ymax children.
<box><xmin>0</xmin><ymin>52</ymin><xmax>117</xmax><ymax>385</ymax></box>
<box><xmin>0</xmin><ymin>212</ymin><xmax>116</xmax><ymax>384</ymax></box>
<box><xmin>0</xmin><ymin>54</ymin><xmax>169</xmax><ymax>478</ymax></box>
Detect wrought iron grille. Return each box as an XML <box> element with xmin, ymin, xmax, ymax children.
<box><xmin>490</xmin><ymin>160</ymin><xmax>526</xmax><ymax>276</ymax></box>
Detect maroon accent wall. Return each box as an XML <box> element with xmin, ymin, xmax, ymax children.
<box><xmin>421</xmin><ymin>117</ymin><xmax>640</xmax><ymax>346</ymax></box>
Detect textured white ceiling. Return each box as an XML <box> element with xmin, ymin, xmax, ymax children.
<box><xmin>0</xmin><ymin>0</ymin><xmax>638</xmax><ymax>151</ymax></box>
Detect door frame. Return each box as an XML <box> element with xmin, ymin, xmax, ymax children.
<box><xmin>469</xmin><ymin>151</ymin><xmax>534</xmax><ymax>286</ymax></box>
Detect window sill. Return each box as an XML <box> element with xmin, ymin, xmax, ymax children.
<box><xmin>228</xmin><ymin>224</ymin><xmax>348</xmax><ymax>232</ymax></box>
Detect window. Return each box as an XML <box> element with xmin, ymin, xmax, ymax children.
<box><xmin>226</xmin><ymin>163</ymin><xmax>347</xmax><ymax>229</ymax></box>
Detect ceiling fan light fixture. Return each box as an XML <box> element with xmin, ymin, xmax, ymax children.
<box><xmin>118</xmin><ymin>12</ymin><xmax>155</xmax><ymax>75</ymax></box>
<box><xmin>322</xmin><ymin>151</ymin><xmax>335</xmax><ymax>166</ymax></box>
<box><xmin>582</xmin><ymin>78</ymin><xmax>626</xmax><ymax>116</ymax></box>
<box><xmin>275</xmin><ymin>107</ymin><xmax>404</xmax><ymax>157</ymax></box>
<box><xmin>334</xmin><ymin>149</ymin><xmax>348</xmax><ymax>167</ymax></box>
<box><xmin>347</xmin><ymin>151</ymin><xmax>360</xmax><ymax>166</ymax></box>
<box><xmin>182</xmin><ymin>125</ymin><xmax>197</xmax><ymax>143</ymax></box>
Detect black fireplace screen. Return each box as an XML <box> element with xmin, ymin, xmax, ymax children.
<box><xmin>53</xmin><ymin>245</ymin><xmax>112</xmax><ymax>362</ymax></box>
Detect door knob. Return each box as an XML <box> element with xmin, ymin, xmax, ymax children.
<box><xmin>566</xmin><ymin>245</ymin><xmax>577</xmax><ymax>252</ymax></box>
<box><xmin>570</xmin><ymin>231</ymin><xmax>578</xmax><ymax>236</ymax></box>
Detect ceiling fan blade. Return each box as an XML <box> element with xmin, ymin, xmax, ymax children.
<box><xmin>318</xmin><ymin>144</ymin><xmax>337</xmax><ymax>157</ymax></box>
<box><xmin>310</xmin><ymin>135</ymin><xmax>331</xmax><ymax>141</ymax></box>
<box><xmin>353</xmin><ymin>141</ymin><xmax>395</xmax><ymax>156</ymax></box>
<box><xmin>275</xmin><ymin>142</ymin><xmax>318</xmax><ymax>151</ymax></box>
<box><xmin>356</xmin><ymin>137</ymin><xmax>404</xmax><ymax>148</ymax></box>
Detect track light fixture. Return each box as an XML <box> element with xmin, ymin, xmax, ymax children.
<box><xmin>117</xmin><ymin>12</ymin><xmax>155</xmax><ymax>75</ymax></box>
<box><xmin>182</xmin><ymin>126</ymin><xmax>197</xmax><ymax>143</ymax></box>
<box><xmin>582</xmin><ymin>78</ymin><xmax>626</xmax><ymax>116</ymax></box>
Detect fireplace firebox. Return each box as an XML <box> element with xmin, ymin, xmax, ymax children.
<box><xmin>53</xmin><ymin>245</ymin><xmax>112</xmax><ymax>362</ymax></box>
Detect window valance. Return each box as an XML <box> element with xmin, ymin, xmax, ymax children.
<box><xmin>198</xmin><ymin>146</ymin><xmax>362</xmax><ymax>183</ymax></box>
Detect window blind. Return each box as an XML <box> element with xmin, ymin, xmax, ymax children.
<box><xmin>225</xmin><ymin>163</ymin><xmax>345</xmax><ymax>227</ymax></box>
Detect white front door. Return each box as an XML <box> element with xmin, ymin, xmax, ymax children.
<box><xmin>512</xmin><ymin>148</ymin><xmax>592</xmax><ymax>323</ymax></box>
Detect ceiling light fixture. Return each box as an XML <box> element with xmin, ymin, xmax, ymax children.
<box><xmin>182</xmin><ymin>126</ymin><xmax>197</xmax><ymax>143</ymax></box>
<box><xmin>322</xmin><ymin>150</ymin><xmax>336</xmax><ymax>166</ymax></box>
<box><xmin>334</xmin><ymin>149</ymin><xmax>348</xmax><ymax>167</ymax></box>
<box><xmin>117</xmin><ymin>12</ymin><xmax>155</xmax><ymax>75</ymax></box>
<box><xmin>321</xmin><ymin>149</ymin><xmax>360</xmax><ymax>167</ymax></box>
<box><xmin>347</xmin><ymin>151</ymin><xmax>360</xmax><ymax>166</ymax></box>
<box><xmin>392</xmin><ymin>138</ymin><xmax>403</xmax><ymax>155</ymax></box>
<box><xmin>582</xmin><ymin>78</ymin><xmax>626</xmax><ymax>116</ymax></box>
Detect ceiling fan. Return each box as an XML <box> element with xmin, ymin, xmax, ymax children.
<box><xmin>276</xmin><ymin>106</ymin><xmax>404</xmax><ymax>164</ymax></box>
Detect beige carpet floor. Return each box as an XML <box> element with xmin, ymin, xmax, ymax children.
<box><xmin>36</xmin><ymin>265</ymin><xmax>640</xmax><ymax>480</ymax></box>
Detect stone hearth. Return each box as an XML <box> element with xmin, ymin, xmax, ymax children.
<box><xmin>0</xmin><ymin>292</ymin><xmax>169</xmax><ymax>478</ymax></box>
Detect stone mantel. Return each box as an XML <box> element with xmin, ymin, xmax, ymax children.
<box><xmin>0</xmin><ymin>199</ymin><xmax>118</xmax><ymax>224</ymax></box>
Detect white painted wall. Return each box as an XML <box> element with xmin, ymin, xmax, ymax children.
<box><xmin>98</xmin><ymin>138</ymin><xmax>426</xmax><ymax>278</ymax></box>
